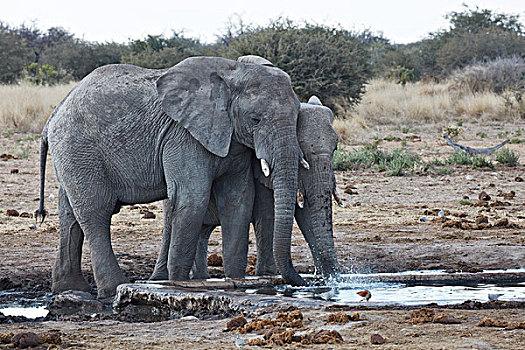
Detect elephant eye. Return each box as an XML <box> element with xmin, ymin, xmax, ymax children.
<box><xmin>251</xmin><ymin>115</ymin><xmax>263</xmax><ymax>124</ymax></box>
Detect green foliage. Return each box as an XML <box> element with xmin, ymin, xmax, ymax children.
<box><xmin>446</xmin><ymin>152</ymin><xmax>473</xmax><ymax>165</ymax></box>
<box><xmin>123</xmin><ymin>32</ymin><xmax>205</xmax><ymax>69</ymax></box>
<box><xmin>222</xmin><ymin>19</ymin><xmax>371</xmax><ymax>110</ymax></box>
<box><xmin>0</xmin><ymin>23</ymin><xmax>33</xmax><ymax>83</ymax></box>
<box><xmin>456</xmin><ymin>121</ymin><xmax>463</xmax><ymax>127</ymax></box>
<box><xmin>447</xmin><ymin>152</ymin><xmax>495</xmax><ymax>169</ymax></box>
<box><xmin>458</xmin><ymin>199</ymin><xmax>473</xmax><ymax>206</ymax></box>
<box><xmin>495</xmin><ymin>148</ymin><xmax>519</xmax><ymax>167</ymax></box>
<box><xmin>333</xmin><ymin>144</ymin><xmax>421</xmax><ymax>176</ymax></box>
<box><xmin>24</xmin><ymin>63</ymin><xmax>68</xmax><ymax>85</ymax></box>
<box><xmin>476</xmin><ymin>132</ymin><xmax>487</xmax><ymax>138</ymax></box>
<box><xmin>395</xmin><ymin>66</ymin><xmax>414</xmax><ymax>86</ymax></box>
<box><xmin>471</xmin><ymin>155</ymin><xmax>494</xmax><ymax>169</ymax></box>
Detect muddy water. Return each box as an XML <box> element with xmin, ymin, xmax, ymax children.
<box><xmin>275</xmin><ymin>269</ymin><xmax>525</xmax><ymax>305</ymax></box>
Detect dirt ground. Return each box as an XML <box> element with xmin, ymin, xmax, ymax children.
<box><xmin>0</xmin><ymin>121</ymin><xmax>524</xmax><ymax>349</ymax></box>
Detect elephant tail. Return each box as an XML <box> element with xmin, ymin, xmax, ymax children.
<box><xmin>35</xmin><ymin>127</ymin><xmax>48</xmax><ymax>225</ymax></box>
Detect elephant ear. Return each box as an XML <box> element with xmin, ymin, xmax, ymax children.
<box><xmin>156</xmin><ymin>57</ymin><xmax>236</xmax><ymax>157</ymax></box>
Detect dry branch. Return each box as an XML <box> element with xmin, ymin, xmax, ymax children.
<box><xmin>443</xmin><ymin>134</ymin><xmax>509</xmax><ymax>155</ymax></box>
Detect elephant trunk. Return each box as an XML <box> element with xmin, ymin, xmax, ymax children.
<box><xmin>271</xmin><ymin>134</ymin><xmax>307</xmax><ymax>286</ymax></box>
<box><xmin>296</xmin><ymin>156</ymin><xmax>339</xmax><ymax>279</ymax></box>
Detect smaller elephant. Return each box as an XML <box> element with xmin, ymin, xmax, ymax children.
<box><xmin>151</xmin><ymin>95</ymin><xmax>342</xmax><ymax>281</ymax></box>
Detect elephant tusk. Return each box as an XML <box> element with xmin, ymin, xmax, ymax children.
<box><xmin>300</xmin><ymin>158</ymin><xmax>310</xmax><ymax>170</ymax></box>
<box><xmin>260</xmin><ymin>159</ymin><xmax>270</xmax><ymax>177</ymax></box>
<box><xmin>296</xmin><ymin>190</ymin><xmax>304</xmax><ymax>209</ymax></box>
<box><xmin>333</xmin><ymin>188</ymin><xmax>345</xmax><ymax>208</ymax></box>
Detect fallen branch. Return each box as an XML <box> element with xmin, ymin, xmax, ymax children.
<box><xmin>443</xmin><ymin>134</ymin><xmax>509</xmax><ymax>155</ymax></box>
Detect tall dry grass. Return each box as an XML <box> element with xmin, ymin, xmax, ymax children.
<box><xmin>334</xmin><ymin>78</ymin><xmax>523</xmax><ymax>142</ymax></box>
<box><xmin>0</xmin><ymin>82</ymin><xmax>76</xmax><ymax>134</ymax></box>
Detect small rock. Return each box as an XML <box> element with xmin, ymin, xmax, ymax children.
<box><xmin>465</xmin><ymin>175</ymin><xmax>474</xmax><ymax>180</ymax></box>
<box><xmin>29</xmin><ymin>225</ymin><xmax>37</xmax><ymax>230</ymax></box>
<box><xmin>487</xmin><ymin>183</ymin><xmax>495</xmax><ymax>187</ymax></box>
<box><xmin>224</xmin><ymin>315</ymin><xmax>247</xmax><ymax>331</ymax></box>
<box><xmin>370</xmin><ymin>333</ymin><xmax>385</xmax><ymax>345</ymax></box>
<box><xmin>49</xmin><ymin>290</ymin><xmax>103</xmax><ymax>314</ymax></box>
<box><xmin>493</xmin><ymin>218</ymin><xmax>509</xmax><ymax>227</ymax></box>
<box><xmin>478</xmin><ymin>191</ymin><xmax>491</xmax><ymax>201</ymax></box>
<box><xmin>515</xmin><ymin>176</ymin><xmax>523</xmax><ymax>182</ymax></box>
<box><xmin>10</xmin><ymin>169</ymin><xmax>19</xmax><ymax>174</ymax></box>
<box><xmin>475</xmin><ymin>216</ymin><xmax>489</xmax><ymax>225</ymax></box>
<box><xmin>19</xmin><ymin>212</ymin><xmax>32</xmax><ymax>218</ymax></box>
<box><xmin>419</xmin><ymin>217</ymin><xmax>427</xmax><ymax>223</ymax></box>
<box><xmin>11</xmin><ymin>332</ymin><xmax>41</xmax><ymax>348</ymax></box>
<box><xmin>142</xmin><ymin>210</ymin><xmax>156</xmax><ymax>219</ymax></box>
<box><xmin>432</xmin><ymin>313</ymin><xmax>461</xmax><ymax>324</ymax></box>
<box><xmin>6</xmin><ymin>209</ymin><xmax>19</xmax><ymax>217</ymax></box>
<box><xmin>473</xmin><ymin>200</ymin><xmax>488</xmax><ymax>207</ymax></box>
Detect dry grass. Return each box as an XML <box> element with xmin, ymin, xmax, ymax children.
<box><xmin>335</xmin><ymin>79</ymin><xmax>522</xmax><ymax>137</ymax></box>
<box><xmin>0</xmin><ymin>82</ymin><xmax>75</xmax><ymax>134</ymax></box>
<box><xmin>0</xmin><ymin>79</ymin><xmax>521</xmax><ymax>143</ymax></box>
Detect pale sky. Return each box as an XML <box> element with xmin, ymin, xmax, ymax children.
<box><xmin>1</xmin><ymin>0</ymin><xmax>524</xmax><ymax>44</ymax></box>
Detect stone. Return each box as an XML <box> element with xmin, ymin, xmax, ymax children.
<box><xmin>370</xmin><ymin>333</ymin><xmax>385</xmax><ymax>345</ymax></box>
<box><xmin>49</xmin><ymin>290</ymin><xmax>104</xmax><ymax>315</ymax></box>
<box><xmin>11</xmin><ymin>332</ymin><xmax>41</xmax><ymax>348</ymax></box>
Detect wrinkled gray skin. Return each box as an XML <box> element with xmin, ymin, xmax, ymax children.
<box><xmin>37</xmin><ymin>56</ymin><xmax>306</xmax><ymax>298</ymax></box>
<box><xmin>150</xmin><ymin>96</ymin><xmax>340</xmax><ymax>281</ymax></box>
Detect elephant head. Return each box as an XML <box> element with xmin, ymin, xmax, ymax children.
<box><xmin>295</xmin><ymin>96</ymin><xmax>340</xmax><ymax>279</ymax></box>
<box><xmin>156</xmin><ymin>57</ymin><xmax>306</xmax><ymax>285</ymax></box>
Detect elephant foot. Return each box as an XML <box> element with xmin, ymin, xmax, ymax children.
<box><xmin>52</xmin><ymin>275</ymin><xmax>92</xmax><ymax>294</ymax></box>
<box><xmin>256</xmin><ymin>264</ymin><xmax>278</xmax><ymax>276</ymax></box>
<box><xmin>190</xmin><ymin>269</ymin><xmax>210</xmax><ymax>280</ymax></box>
<box><xmin>96</xmin><ymin>274</ymin><xmax>129</xmax><ymax>299</ymax></box>
<box><xmin>149</xmin><ymin>267</ymin><xmax>169</xmax><ymax>281</ymax></box>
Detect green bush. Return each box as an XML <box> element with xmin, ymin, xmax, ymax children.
<box><xmin>223</xmin><ymin>19</ymin><xmax>371</xmax><ymax>111</ymax></box>
<box><xmin>471</xmin><ymin>155</ymin><xmax>494</xmax><ymax>169</ymax></box>
<box><xmin>446</xmin><ymin>152</ymin><xmax>472</xmax><ymax>165</ymax></box>
<box><xmin>333</xmin><ymin>144</ymin><xmax>421</xmax><ymax>176</ymax></box>
<box><xmin>24</xmin><ymin>63</ymin><xmax>68</xmax><ymax>85</ymax></box>
<box><xmin>495</xmin><ymin>148</ymin><xmax>519</xmax><ymax>167</ymax></box>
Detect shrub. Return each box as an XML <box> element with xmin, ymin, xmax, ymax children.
<box><xmin>471</xmin><ymin>155</ymin><xmax>494</xmax><ymax>169</ymax></box>
<box><xmin>495</xmin><ymin>148</ymin><xmax>519</xmax><ymax>167</ymax></box>
<box><xmin>333</xmin><ymin>144</ymin><xmax>421</xmax><ymax>176</ymax></box>
<box><xmin>223</xmin><ymin>19</ymin><xmax>371</xmax><ymax>112</ymax></box>
<box><xmin>450</xmin><ymin>56</ymin><xmax>525</xmax><ymax>95</ymax></box>
<box><xmin>446</xmin><ymin>152</ymin><xmax>472</xmax><ymax>165</ymax></box>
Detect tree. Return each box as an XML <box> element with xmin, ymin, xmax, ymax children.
<box><xmin>223</xmin><ymin>19</ymin><xmax>371</xmax><ymax>111</ymax></box>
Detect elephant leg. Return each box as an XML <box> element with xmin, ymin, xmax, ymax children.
<box><xmin>67</xmin><ymin>185</ymin><xmax>128</xmax><ymax>298</ymax></box>
<box><xmin>52</xmin><ymin>186</ymin><xmax>91</xmax><ymax>293</ymax></box>
<box><xmin>190</xmin><ymin>225</ymin><xmax>215</xmax><ymax>280</ymax></box>
<box><xmin>213</xmin><ymin>167</ymin><xmax>254</xmax><ymax>279</ymax></box>
<box><xmin>150</xmin><ymin>199</ymin><xmax>173</xmax><ymax>280</ymax></box>
<box><xmin>252</xmin><ymin>180</ymin><xmax>278</xmax><ymax>275</ymax></box>
<box><xmin>166</xmin><ymin>183</ymin><xmax>212</xmax><ymax>281</ymax></box>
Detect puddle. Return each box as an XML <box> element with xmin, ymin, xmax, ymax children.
<box><xmin>0</xmin><ymin>290</ymin><xmax>53</xmax><ymax>319</ymax></box>
<box><xmin>275</xmin><ymin>269</ymin><xmax>525</xmax><ymax>305</ymax></box>
<box><xmin>0</xmin><ymin>306</ymin><xmax>49</xmax><ymax>318</ymax></box>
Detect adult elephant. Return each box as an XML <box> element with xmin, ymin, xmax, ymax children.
<box><xmin>151</xmin><ymin>95</ymin><xmax>342</xmax><ymax>282</ymax></box>
<box><xmin>37</xmin><ymin>56</ymin><xmax>307</xmax><ymax>297</ymax></box>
